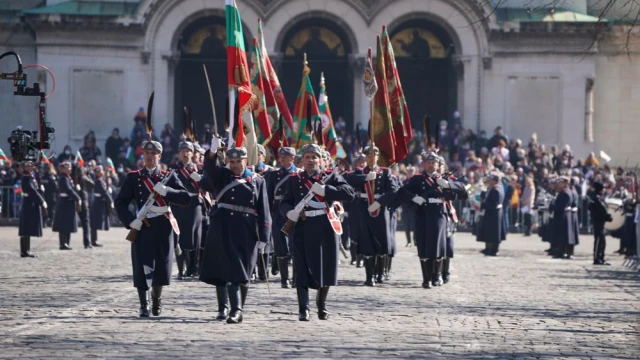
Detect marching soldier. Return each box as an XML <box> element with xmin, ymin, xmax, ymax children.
<box><xmin>114</xmin><ymin>140</ymin><xmax>190</xmax><ymax>317</ymax></box>
<box><xmin>280</xmin><ymin>144</ymin><xmax>355</xmax><ymax>321</ymax></box>
<box><xmin>52</xmin><ymin>161</ymin><xmax>81</xmax><ymax>250</ymax></box>
<box><xmin>19</xmin><ymin>160</ymin><xmax>47</xmax><ymax>258</ymax></box>
<box><xmin>348</xmin><ymin>154</ymin><xmax>366</xmax><ymax>266</ymax></box>
<box><xmin>172</xmin><ymin>140</ymin><xmax>204</xmax><ymax>279</ymax></box>
<box><xmin>40</xmin><ymin>162</ymin><xmax>58</xmax><ymax>227</ymax></box>
<box><xmin>264</xmin><ymin>146</ymin><xmax>299</xmax><ymax>288</ymax></box>
<box><xmin>89</xmin><ymin>165</ymin><xmax>113</xmax><ymax>247</ymax></box>
<box><xmin>589</xmin><ymin>181</ymin><xmax>613</xmax><ymax>265</ymax></box>
<box><xmin>199</xmin><ymin>140</ymin><xmax>272</xmax><ymax>324</ymax></box>
<box><xmin>254</xmin><ymin>144</ymin><xmax>276</xmax><ymax>280</ymax></box>
<box><xmin>439</xmin><ymin>156</ymin><xmax>465</xmax><ymax>284</ymax></box>
<box><xmin>385</xmin><ymin>165</ymin><xmax>403</xmax><ymax>280</ymax></box>
<box><xmin>478</xmin><ymin>173</ymin><xmax>505</xmax><ymax>256</ymax></box>
<box><xmin>402</xmin><ymin>166</ymin><xmax>417</xmax><ymax>247</ymax></box>
<box><xmin>73</xmin><ymin>165</ymin><xmax>95</xmax><ymax>249</ymax></box>
<box><xmin>622</xmin><ymin>197</ymin><xmax>637</xmax><ymax>257</ymax></box>
<box><xmin>388</xmin><ymin>151</ymin><xmax>467</xmax><ymax>288</ymax></box>
<box><xmin>551</xmin><ymin>176</ymin><xmax>577</xmax><ymax>259</ymax></box>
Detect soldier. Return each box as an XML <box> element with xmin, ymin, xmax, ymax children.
<box><xmin>280</xmin><ymin>144</ymin><xmax>355</xmax><ymax>321</ymax></box>
<box><xmin>253</xmin><ymin>144</ymin><xmax>275</xmax><ymax>281</ymax></box>
<box><xmin>199</xmin><ymin>141</ymin><xmax>271</xmax><ymax>324</ymax></box>
<box><xmin>52</xmin><ymin>161</ymin><xmax>81</xmax><ymax>250</ymax></box>
<box><xmin>40</xmin><ymin>162</ymin><xmax>58</xmax><ymax>227</ymax></box>
<box><xmin>114</xmin><ymin>140</ymin><xmax>190</xmax><ymax>317</ymax></box>
<box><xmin>348</xmin><ymin>154</ymin><xmax>366</xmax><ymax>266</ymax></box>
<box><xmin>172</xmin><ymin>140</ymin><xmax>204</xmax><ymax>279</ymax></box>
<box><xmin>402</xmin><ymin>166</ymin><xmax>417</xmax><ymax>247</ymax></box>
<box><xmin>551</xmin><ymin>176</ymin><xmax>577</xmax><ymax>259</ymax></box>
<box><xmin>388</xmin><ymin>151</ymin><xmax>467</xmax><ymax>288</ymax></box>
<box><xmin>264</xmin><ymin>146</ymin><xmax>299</xmax><ymax>288</ymax></box>
<box><xmin>89</xmin><ymin>165</ymin><xmax>113</xmax><ymax>247</ymax></box>
<box><xmin>438</xmin><ymin>156</ymin><xmax>465</xmax><ymax>284</ymax></box>
<box><xmin>73</xmin><ymin>165</ymin><xmax>95</xmax><ymax>249</ymax></box>
<box><xmin>346</xmin><ymin>146</ymin><xmax>399</xmax><ymax>286</ymax></box>
<box><xmin>193</xmin><ymin>144</ymin><xmax>210</xmax><ymax>273</ymax></box>
<box><xmin>385</xmin><ymin>166</ymin><xmax>403</xmax><ymax>281</ymax></box>
<box><xmin>19</xmin><ymin>160</ymin><xmax>47</xmax><ymax>258</ymax></box>
<box><xmin>589</xmin><ymin>181</ymin><xmax>613</xmax><ymax>265</ymax></box>
<box><xmin>478</xmin><ymin>173</ymin><xmax>505</xmax><ymax>256</ymax></box>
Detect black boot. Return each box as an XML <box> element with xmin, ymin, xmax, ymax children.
<box><xmin>421</xmin><ymin>259</ymin><xmax>432</xmax><ymax>289</ymax></box>
<box><xmin>240</xmin><ymin>284</ymin><xmax>248</xmax><ymax>308</ymax></box>
<box><xmin>350</xmin><ymin>244</ymin><xmax>357</xmax><ymax>265</ymax></box>
<box><xmin>277</xmin><ymin>257</ymin><xmax>291</xmax><ymax>288</ymax></box>
<box><xmin>226</xmin><ymin>283</ymin><xmax>243</xmax><ymax>324</ymax></box>
<box><xmin>151</xmin><ymin>286</ymin><xmax>163</xmax><ymax>316</ymax></box>
<box><xmin>432</xmin><ymin>259</ymin><xmax>443</xmax><ymax>286</ymax></box>
<box><xmin>442</xmin><ymin>258</ymin><xmax>451</xmax><ymax>284</ymax></box>
<box><xmin>257</xmin><ymin>253</ymin><xmax>269</xmax><ymax>281</ymax></box>
<box><xmin>297</xmin><ymin>287</ymin><xmax>310</xmax><ymax>321</ymax></box>
<box><xmin>59</xmin><ymin>233</ymin><xmax>72</xmax><ymax>250</ymax></box>
<box><xmin>90</xmin><ymin>229</ymin><xmax>103</xmax><ymax>247</ymax></box>
<box><xmin>20</xmin><ymin>237</ymin><xmax>36</xmax><ymax>258</ymax></box>
<box><xmin>316</xmin><ymin>286</ymin><xmax>330</xmax><ymax>320</ymax></box>
<box><xmin>375</xmin><ymin>255</ymin><xmax>386</xmax><ymax>284</ymax></box>
<box><xmin>356</xmin><ymin>254</ymin><xmax>363</xmax><ymax>268</ymax></box>
<box><xmin>565</xmin><ymin>245</ymin><xmax>574</xmax><ymax>259</ymax></box>
<box><xmin>364</xmin><ymin>256</ymin><xmax>375</xmax><ymax>286</ymax></box>
<box><xmin>137</xmin><ymin>288</ymin><xmax>149</xmax><ymax>317</ymax></box>
<box><xmin>384</xmin><ymin>256</ymin><xmax>393</xmax><ymax>281</ymax></box>
<box><xmin>271</xmin><ymin>256</ymin><xmax>279</xmax><ymax>276</ymax></box>
<box><xmin>215</xmin><ymin>286</ymin><xmax>229</xmax><ymax>320</ymax></box>
<box><xmin>176</xmin><ymin>252</ymin><xmax>185</xmax><ymax>280</ymax></box>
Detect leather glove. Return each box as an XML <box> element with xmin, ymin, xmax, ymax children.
<box><xmin>412</xmin><ymin>196</ymin><xmax>426</xmax><ymax>206</ymax></box>
<box><xmin>210</xmin><ymin>137</ymin><xmax>221</xmax><ymax>153</ymax></box>
<box><xmin>190</xmin><ymin>172</ymin><xmax>202</xmax><ymax>182</ymax></box>
<box><xmin>368</xmin><ymin>201</ymin><xmax>381</xmax><ymax>212</ymax></box>
<box><xmin>153</xmin><ymin>183</ymin><xmax>168</xmax><ymax>196</ymax></box>
<box><xmin>365</xmin><ymin>172</ymin><xmax>376</xmax><ymax>181</ymax></box>
<box><xmin>129</xmin><ymin>219</ymin><xmax>143</xmax><ymax>230</ymax></box>
<box><xmin>437</xmin><ymin>177</ymin><xmax>450</xmax><ymax>188</ymax></box>
<box><xmin>286</xmin><ymin>210</ymin><xmax>299</xmax><ymax>222</ymax></box>
<box><xmin>311</xmin><ymin>183</ymin><xmax>326</xmax><ymax>197</ymax></box>
<box><xmin>42</xmin><ymin>202</ymin><xmax>48</xmax><ymax>209</ymax></box>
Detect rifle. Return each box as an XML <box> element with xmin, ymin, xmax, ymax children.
<box><xmin>281</xmin><ymin>171</ymin><xmax>337</xmax><ymax>237</ymax></box>
<box><xmin>125</xmin><ymin>169</ymin><xmax>176</xmax><ymax>242</ymax></box>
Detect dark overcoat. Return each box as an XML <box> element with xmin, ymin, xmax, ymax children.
<box><xmin>265</xmin><ymin>165</ymin><xmax>298</xmax><ymax>258</ymax></box>
<box><xmin>52</xmin><ymin>174</ymin><xmax>80</xmax><ymax>233</ymax></box>
<box><xmin>551</xmin><ymin>189</ymin><xmax>576</xmax><ymax>246</ymax></box>
<box><xmin>19</xmin><ymin>173</ymin><xmax>45</xmax><ymax>237</ymax></box>
<box><xmin>90</xmin><ymin>178</ymin><xmax>113</xmax><ymax>231</ymax></box>
<box><xmin>478</xmin><ymin>184</ymin><xmax>505</xmax><ymax>244</ymax></box>
<box><xmin>171</xmin><ymin>163</ymin><xmax>203</xmax><ymax>250</ymax></box>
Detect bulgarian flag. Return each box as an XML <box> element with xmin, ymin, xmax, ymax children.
<box><xmin>40</xmin><ymin>152</ymin><xmax>51</xmax><ymax>165</ymax></box>
<box><xmin>292</xmin><ymin>57</ymin><xmax>321</xmax><ymax>148</ymax></box>
<box><xmin>106</xmin><ymin>157</ymin><xmax>116</xmax><ymax>172</ymax></box>
<box><xmin>249</xmin><ymin>37</ymin><xmax>272</xmax><ymax>145</ymax></box>
<box><xmin>382</xmin><ymin>25</ymin><xmax>410</xmax><ymax>163</ymax></box>
<box><xmin>75</xmin><ymin>150</ymin><xmax>85</xmax><ymax>167</ymax></box>
<box><xmin>318</xmin><ymin>73</ymin><xmax>346</xmax><ymax>159</ymax></box>
<box><xmin>374</xmin><ymin>35</ymin><xmax>396</xmax><ymax>166</ymax></box>
<box><xmin>0</xmin><ymin>148</ymin><xmax>11</xmax><ymax>166</ymax></box>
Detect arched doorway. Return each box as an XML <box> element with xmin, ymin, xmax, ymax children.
<box><xmin>174</xmin><ymin>15</ymin><xmax>251</xmax><ymax>139</ymax></box>
<box><xmin>390</xmin><ymin>19</ymin><xmax>458</xmax><ymax>136</ymax></box>
<box><xmin>279</xmin><ymin>19</ymin><xmax>354</xmax><ymax>130</ymax></box>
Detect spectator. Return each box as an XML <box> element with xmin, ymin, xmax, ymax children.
<box><xmin>520</xmin><ymin>176</ymin><xmax>536</xmax><ymax>236</ymax></box>
<box><xmin>130</xmin><ymin>107</ymin><xmax>146</xmax><ymax>139</ymax></box>
<box><xmin>488</xmin><ymin>126</ymin><xmax>508</xmax><ymax>150</ymax></box>
<box><xmin>475</xmin><ymin>130</ymin><xmax>488</xmax><ymax>155</ymax></box>
<box><xmin>79</xmin><ymin>136</ymin><xmax>102</xmax><ymax>163</ymax></box>
<box><xmin>584</xmin><ymin>152</ymin><xmax>599</xmax><ymax>168</ymax></box>
<box><xmin>57</xmin><ymin>145</ymin><xmax>75</xmax><ymax>164</ymax></box>
<box><xmin>105</xmin><ymin>128</ymin><xmax>124</xmax><ymax>163</ymax></box>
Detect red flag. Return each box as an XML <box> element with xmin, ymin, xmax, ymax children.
<box><xmin>374</xmin><ymin>35</ymin><xmax>396</xmax><ymax>165</ymax></box>
<box><xmin>250</xmin><ymin>37</ymin><xmax>272</xmax><ymax>144</ymax></box>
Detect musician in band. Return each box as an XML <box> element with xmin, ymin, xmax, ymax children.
<box><xmin>344</xmin><ymin>146</ymin><xmax>399</xmax><ymax>286</ymax></box>
<box><xmin>171</xmin><ymin>140</ymin><xmax>204</xmax><ymax>279</ymax></box>
<box><xmin>280</xmin><ymin>144</ymin><xmax>355</xmax><ymax>321</ymax></box>
<box><xmin>589</xmin><ymin>181</ymin><xmax>613</xmax><ymax>265</ymax></box>
<box><xmin>198</xmin><ymin>141</ymin><xmax>272</xmax><ymax>324</ymax></box>
<box><xmin>388</xmin><ymin>151</ymin><xmax>467</xmax><ymax>288</ymax></box>
<box><xmin>114</xmin><ymin>140</ymin><xmax>190</xmax><ymax>317</ymax></box>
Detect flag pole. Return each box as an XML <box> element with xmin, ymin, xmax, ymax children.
<box><xmin>368</xmin><ymin>48</ymin><xmax>377</xmax><ymax>193</ymax></box>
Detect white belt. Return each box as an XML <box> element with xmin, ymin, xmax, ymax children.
<box><xmin>564</xmin><ymin>207</ymin><xmax>571</xmax><ymax>211</ymax></box>
<box><xmin>304</xmin><ymin>209</ymin><xmax>326</xmax><ymax>217</ymax></box>
<box><xmin>94</xmin><ymin>194</ymin><xmax>102</xmax><ymax>197</ymax></box>
<box><xmin>496</xmin><ymin>204</ymin><xmax>502</xmax><ymax>209</ymax></box>
<box><xmin>428</xmin><ymin>198</ymin><xmax>442</xmax><ymax>204</ymax></box>
<box><xmin>358</xmin><ymin>193</ymin><xmax>381</xmax><ymax>199</ymax></box>
<box><xmin>149</xmin><ymin>205</ymin><xmax>168</xmax><ymax>214</ymax></box>
<box><xmin>571</xmin><ymin>207</ymin><xmax>578</xmax><ymax>212</ymax></box>
<box><xmin>274</xmin><ymin>195</ymin><xmax>283</xmax><ymax>200</ymax></box>
<box><xmin>60</xmin><ymin>193</ymin><xmax>69</xmax><ymax>197</ymax></box>
<box><xmin>308</xmin><ymin>200</ymin><xmax>325</xmax><ymax>209</ymax></box>
<box><xmin>147</xmin><ymin>212</ymin><xmax>164</xmax><ymax>219</ymax></box>
<box><xmin>188</xmin><ymin>192</ymin><xmax>199</xmax><ymax>197</ymax></box>
<box><xmin>218</xmin><ymin>203</ymin><xmax>257</xmax><ymax>215</ymax></box>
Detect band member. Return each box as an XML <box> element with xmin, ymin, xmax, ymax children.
<box><xmin>589</xmin><ymin>181</ymin><xmax>613</xmax><ymax>265</ymax></box>
<box><xmin>172</xmin><ymin>140</ymin><xmax>204</xmax><ymax>279</ymax></box>
<box><xmin>387</xmin><ymin>151</ymin><xmax>467</xmax><ymax>288</ymax></box>
<box><xmin>478</xmin><ymin>173</ymin><xmax>505</xmax><ymax>256</ymax></box>
<box><xmin>264</xmin><ymin>147</ymin><xmax>298</xmax><ymax>288</ymax></box>
<box><xmin>551</xmin><ymin>176</ymin><xmax>577</xmax><ymax>259</ymax></box>
<box><xmin>114</xmin><ymin>140</ymin><xmax>190</xmax><ymax>317</ymax></box>
<box><xmin>345</xmin><ymin>146</ymin><xmax>399</xmax><ymax>286</ymax></box>
<box><xmin>52</xmin><ymin>161</ymin><xmax>81</xmax><ymax>250</ymax></box>
<box><xmin>199</xmin><ymin>140</ymin><xmax>272</xmax><ymax>324</ymax></box>
<box><xmin>19</xmin><ymin>160</ymin><xmax>46</xmax><ymax>258</ymax></box>
<box><xmin>89</xmin><ymin>165</ymin><xmax>113</xmax><ymax>247</ymax></box>
<box><xmin>40</xmin><ymin>162</ymin><xmax>58</xmax><ymax>227</ymax></box>
<box><xmin>280</xmin><ymin>144</ymin><xmax>355</xmax><ymax>320</ymax></box>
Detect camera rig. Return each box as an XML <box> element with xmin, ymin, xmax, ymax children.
<box><xmin>1</xmin><ymin>51</ymin><xmax>55</xmax><ymax>163</ymax></box>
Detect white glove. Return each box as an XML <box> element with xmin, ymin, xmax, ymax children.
<box><xmin>437</xmin><ymin>177</ymin><xmax>450</xmax><ymax>188</ymax></box>
<box><xmin>412</xmin><ymin>196</ymin><xmax>426</xmax><ymax>206</ymax></box>
<box><xmin>40</xmin><ymin>185</ymin><xmax>45</xmax><ymax>192</ymax></box>
<box><xmin>129</xmin><ymin>219</ymin><xmax>143</xmax><ymax>230</ymax></box>
<box><xmin>111</xmin><ymin>203</ymin><xmax>115</xmax><ymax>209</ymax></box>
<box><xmin>365</xmin><ymin>172</ymin><xmax>376</xmax><ymax>181</ymax></box>
<box><xmin>75</xmin><ymin>184</ymin><xmax>81</xmax><ymax>191</ymax></box>
<box><xmin>153</xmin><ymin>183</ymin><xmax>167</xmax><ymax>196</ymax></box>
<box><xmin>175</xmin><ymin>243</ymin><xmax>182</xmax><ymax>256</ymax></box>
<box><xmin>210</xmin><ymin>137</ymin><xmax>221</xmax><ymax>153</ymax></box>
<box><xmin>311</xmin><ymin>183</ymin><xmax>326</xmax><ymax>197</ymax></box>
<box><xmin>42</xmin><ymin>202</ymin><xmax>48</xmax><ymax>209</ymax></box>
<box><xmin>368</xmin><ymin>201</ymin><xmax>381</xmax><ymax>212</ymax></box>
<box><xmin>190</xmin><ymin>172</ymin><xmax>202</xmax><ymax>182</ymax></box>
<box><xmin>286</xmin><ymin>210</ymin><xmax>299</xmax><ymax>222</ymax></box>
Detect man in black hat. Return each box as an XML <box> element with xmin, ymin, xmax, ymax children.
<box><xmin>264</xmin><ymin>146</ymin><xmax>299</xmax><ymax>288</ymax></box>
<box><xmin>114</xmin><ymin>140</ymin><xmax>190</xmax><ymax>318</ymax></box>
<box><xmin>345</xmin><ymin>145</ymin><xmax>399</xmax><ymax>286</ymax></box>
<box><xmin>199</xmin><ymin>139</ymin><xmax>272</xmax><ymax>324</ymax></box>
<box><xmin>551</xmin><ymin>176</ymin><xmax>578</xmax><ymax>259</ymax></box>
<box><xmin>89</xmin><ymin>165</ymin><xmax>113</xmax><ymax>247</ymax></box>
<box><xmin>589</xmin><ymin>181</ymin><xmax>613</xmax><ymax>265</ymax></box>
<box><xmin>18</xmin><ymin>160</ymin><xmax>46</xmax><ymax>258</ymax></box>
<box><xmin>478</xmin><ymin>173</ymin><xmax>505</xmax><ymax>256</ymax></box>
<box><xmin>280</xmin><ymin>144</ymin><xmax>355</xmax><ymax>321</ymax></box>
<box><xmin>171</xmin><ymin>140</ymin><xmax>204</xmax><ymax>279</ymax></box>
<box><xmin>52</xmin><ymin>161</ymin><xmax>81</xmax><ymax>250</ymax></box>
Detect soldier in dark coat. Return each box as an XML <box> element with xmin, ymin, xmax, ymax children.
<box><xmin>589</xmin><ymin>181</ymin><xmax>613</xmax><ymax>265</ymax></box>
<box><xmin>402</xmin><ymin>166</ymin><xmax>417</xmax><ymax>247</ymax></box>
<box><xmin>252</xmin><ymin>144</ymin><xmax>275</xmax><ymax>281</ymax></box>
<box><xmin>385</xmin><ymin>170</ymin><xmax>403</xmax><ymax>280</ymax></box>
<box><xmin>344</xmin><ymin>146</ymin><xmax>399</xmax><ymax>286</ymax></box>
<box><xmin>199</xmin><ymin>141</ymin><xmax>272</xmax><ymax>324</ymax></box>
<box><xmin>387</xmin><ymin>151</ymin><xmax>467</xmax><ymax>288</ymax></box>
<box><xmin>72</xmin><ymin>165</ymin><xmax>95</xmax><ymax>249</ymax></box>
<box><xmin>52</xmin><ymin>161</ymin><xmax>81</xmax><ymax>250</ymax></box>
<box><xmin>192</xmin><ymin>149</ymin><xmax>210</xmax><ymax>274</ymax></box>
<box><xmin>280</xmin><ymin>144</ymin><xmax>355</xmax><ymax>321</ymax></box>
<box><xmin>40</xmin><ymin>163</ymin><xmax>58</xmax><ymax>227</ymax></box>
<box><xmin>18</xmin><ymin>160</ymin><xmax>46</xmax><ymax>258</ymax></box>
<box><xmin>89</xmin><ymin>166</ymin><xmax>113</xmax><ymax>247</ymax></box>
<box><xmin>478</xmin><ymin>173</ymin><xmax>505</xmax><ymax>256</ymax></box>
<box><xmin>438</xmin><ymin>157</ymin><xmax>465</xmax><ymax>284</ymax></box>
<box><xmin>264</xmin><ymin>146</ymin><xmax>298</xmax><ymax>288</ymax></box>
<box><xmin>621</xmin><ymin>198</ymin><xmax>637</xmax><ymax>257</ymax></box>
<box><xmin>551</xmin><ymin>176</ymin><xmax>577</xmax><ymax>259</ymax></box>
<box><xmin>347</xmin><ymin>154</ymin><xmax>366</xmax><ymax>266</ymax></box>
<box><xmin>171</xmin><ymin>140</ymin><xmax>204</xmax><ymax>279</ymax></box>
<box><xmin>114</xmin><ymin>140</ymin><xmax>190</xmax><ymax>318</ymax></box>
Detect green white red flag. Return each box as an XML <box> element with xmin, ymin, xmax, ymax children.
<box><xmin>318</xmin><ymin>73</ymin><xmax>346</xmax><ymax>159</ymax></box>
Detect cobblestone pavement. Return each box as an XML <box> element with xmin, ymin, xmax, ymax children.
<box><xmin>0</xmin><ymin>227</ymin><xmax>638</xmax><ymax>359</ymax></box>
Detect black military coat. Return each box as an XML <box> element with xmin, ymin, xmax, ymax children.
<box><xmin>551</xmin><ymin>189</ymin><xmax>576</xmax><ymax>246</ymax></box>
<box><xmin>478</xmin><ymin>184</ymin><xmax>505</xmax><ymax>244</ymax></box>
<box><xmin>19</xmin><ymin>173</ymin><xmax>45</xmax><ymax>237</ymax></box>
<box><xmin>171</xmin><ymin>162</ymin><xmax>204</xmax><ymax>251</ymax></box>
<box><xmin>90</xmin><ymin>178</ymin><xmax>113</xmax><ymax>231</ymax></box>
<box><xmin>52</xmin><ymin>174</ymin><xmax>81</xmax><ymax>234</ymax></box>
<box><xmin>264</xmin><ymin>165</ymin><xmax>299</xmax><ymax>258</ymax></box>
